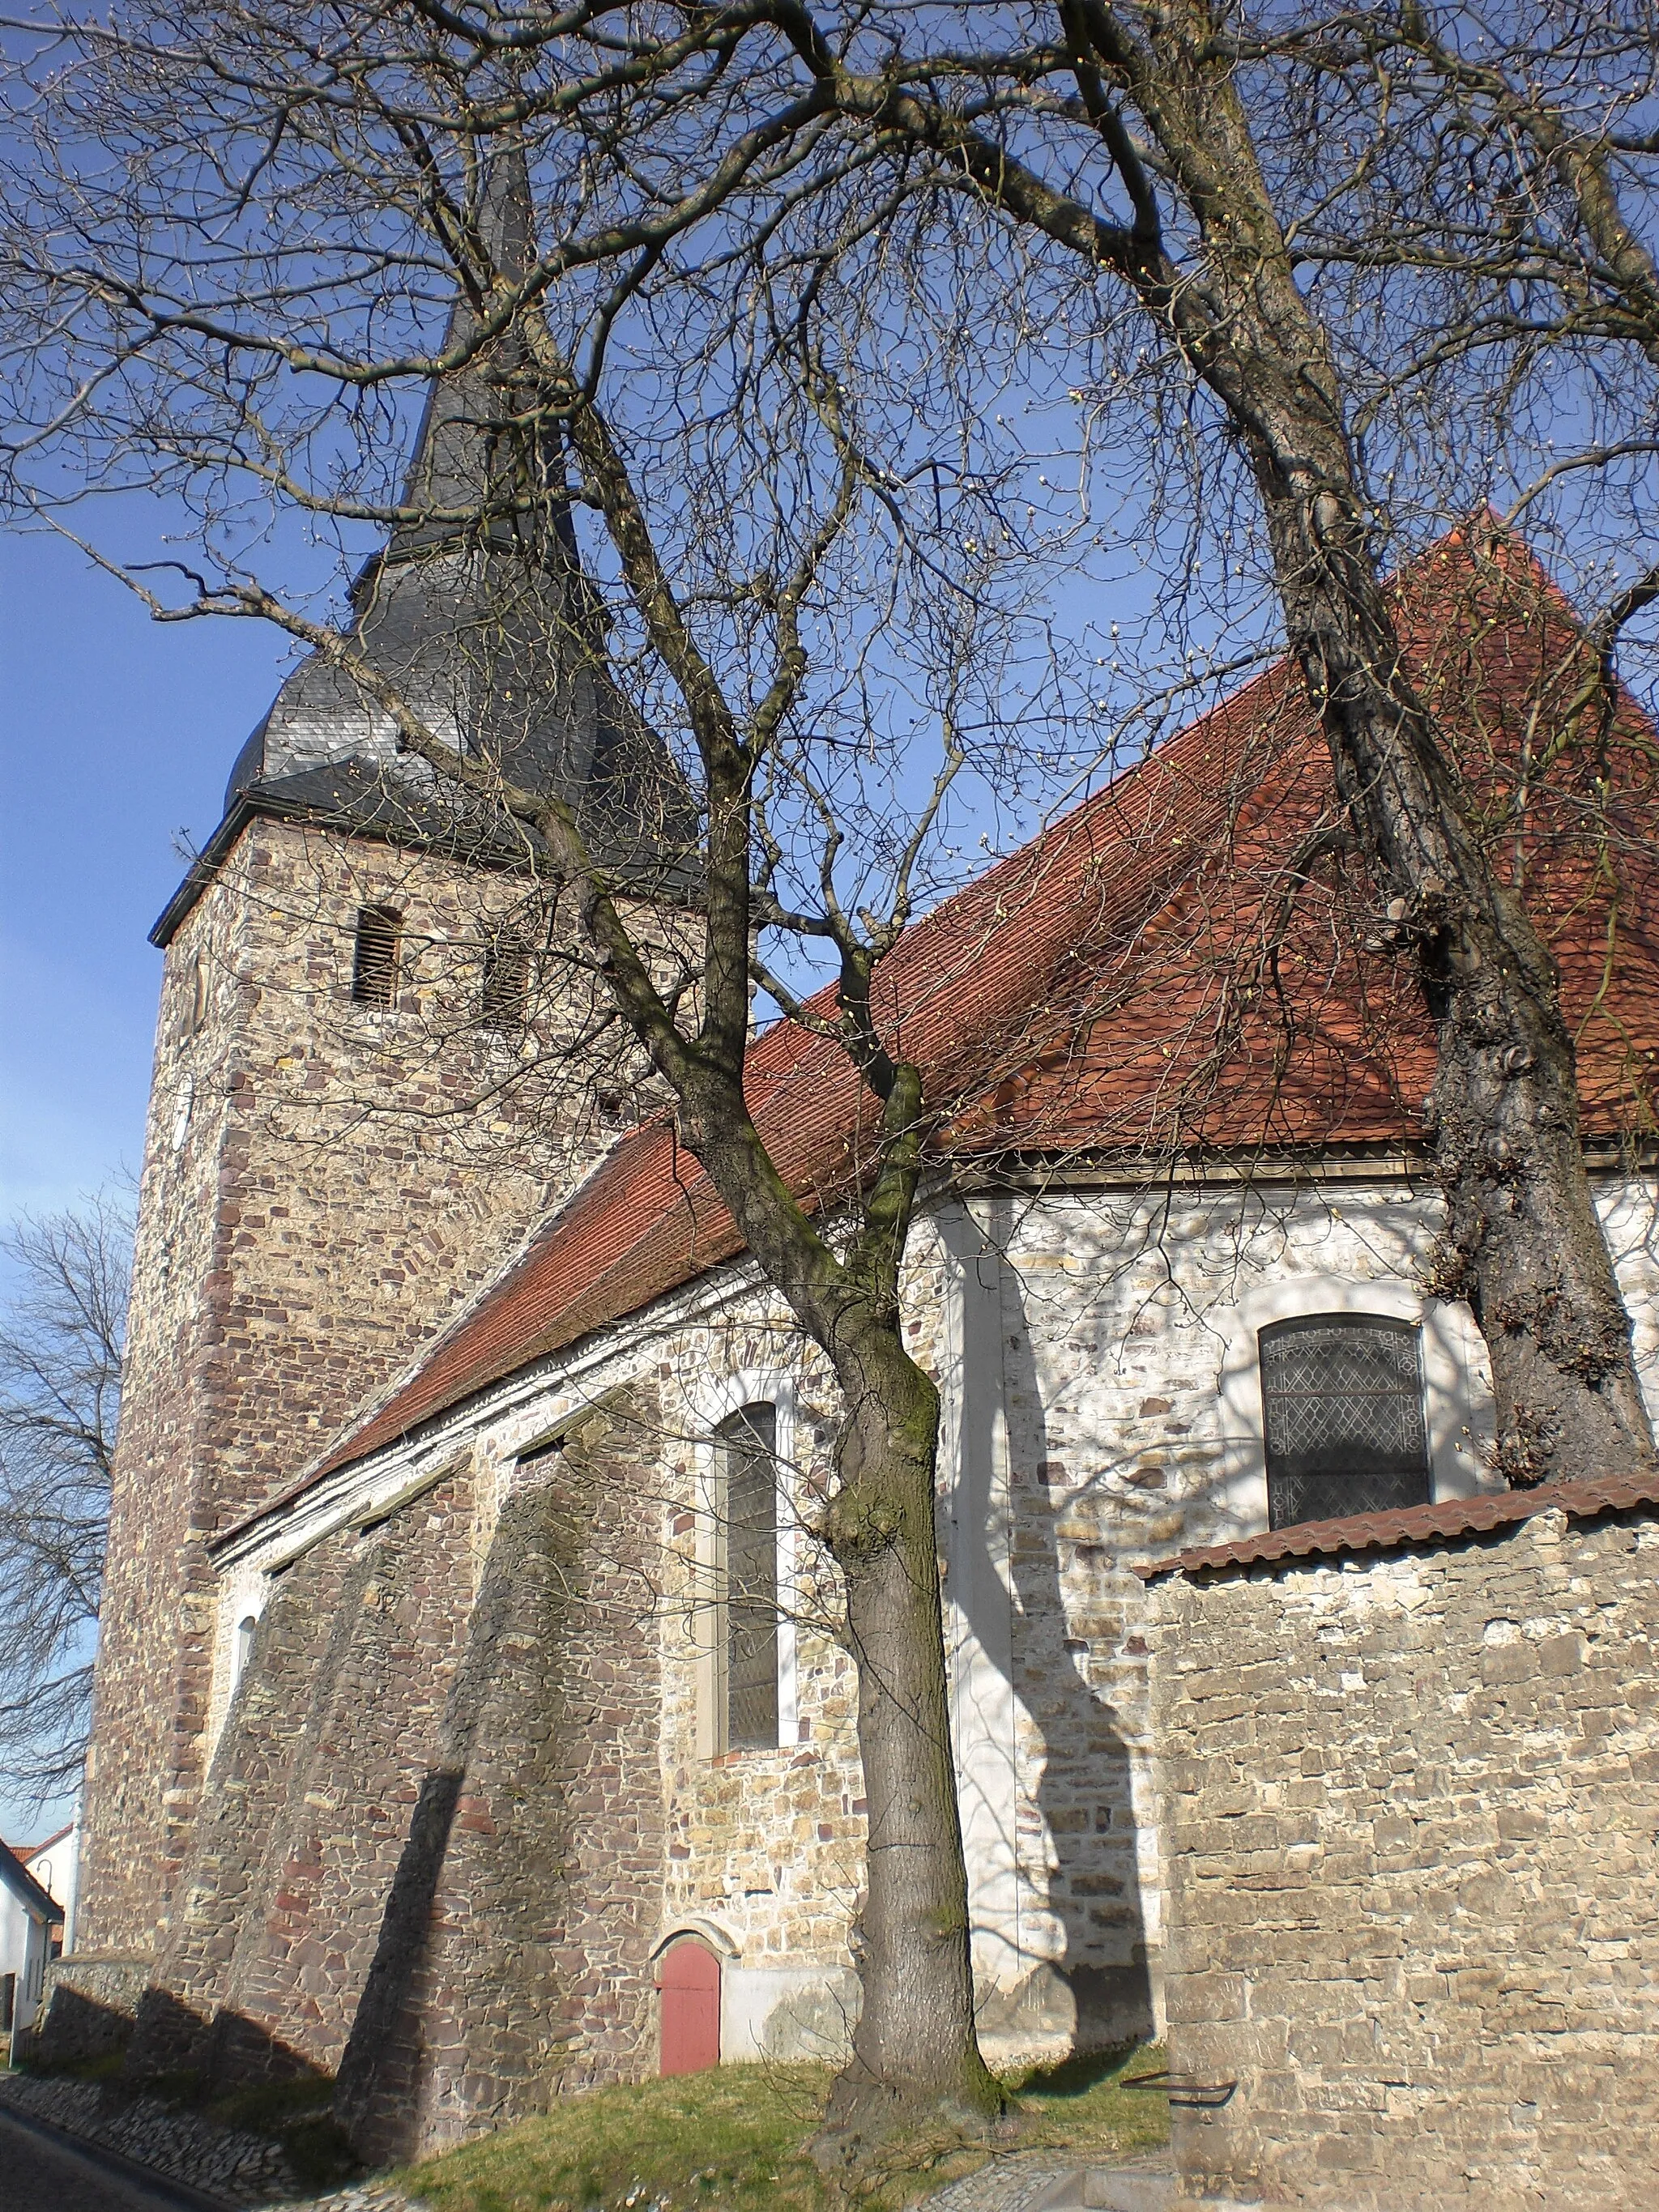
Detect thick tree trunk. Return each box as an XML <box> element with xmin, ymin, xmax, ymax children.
<box><xmin>672</xmin><ymin>1078</ymin><xmax>1000</xmax><ymax>2148</ymax></box>
<box><xmin>1258</xmin><ymin>492</ymin><xmax>1655</xmax><ymax>1482</ymax></box>
<box><xmin>817</xmin><ymin>1335</ymin><xmax>1002</xmax><ymax>2154</ymax></box>
<box><xmin>1112</xmin><ymin>2</ymin><xmax>1657</xmax><ymax>1485</ymax></box>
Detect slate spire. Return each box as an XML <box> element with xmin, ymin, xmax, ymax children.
<box><xmin>169</xmin><ymin>144</ymin><xmax>693</xmax><ymax>940</ymax></box>
<box><xmin>383</xmin><ymin>140</ymin><xmax>561</xmax><ymax>568</ymax></box>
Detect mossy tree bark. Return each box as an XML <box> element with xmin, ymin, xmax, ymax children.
<box><xmin>805</xmin><ymin>0</ymin><xmax>1656</xmax><ymax>1486</ymax></box>
<box><xmin>302</xmin><ymin>277</ymin><xmax>1004</xmax><ymax>2145</ymax></box>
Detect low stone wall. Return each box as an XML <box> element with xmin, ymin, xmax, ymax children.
<box><xmin>0</xmin><ymin>2069</ymin><xmax>298</xmax><ymax>2206</ymax></box>
<box><xmin>19</xmin><ymin>1953</ymin><xmax>151</xmax><ymax>2068</ymax></box>
<box><xmin>1150</xmin><ymin>1496</ymin><xmax>1659</xmax><ymax>2210</ymax></box>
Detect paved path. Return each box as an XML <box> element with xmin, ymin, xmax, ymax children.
<box><xmin>0</xmin><ymin>2100</ymin><xmax>229</xmax><ymax>2212</ymax></box>
<box><xmin>922</xmin><ymin>2149</ymin><xmax>1177</xmax><ymax>2210</ymax></box>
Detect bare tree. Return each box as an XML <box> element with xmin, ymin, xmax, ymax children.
<box><xmin>2</xmin><ymin>0</ymin><xmax>1657</xmax><ymax>2152</ymax></box>
<box><xmin>0</xmin><ymin>1196</ymin><xmax>130</xmax><ymax>1810</ymax></box>
<box><xmin>0</xmin><ymin>14</ymin><xmax>1033</xmax><ymax>2142</ymax></box>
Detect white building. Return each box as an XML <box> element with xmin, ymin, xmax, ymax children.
<box><xmin>16</xmin><ymin>1821</ymin><xmax>79</xmax><ymax>1958</ymax></box>
<box><xmin>1</xmin><ymin>1840</ymin><xmax>63</xmax><ymax>2043</ymax></box>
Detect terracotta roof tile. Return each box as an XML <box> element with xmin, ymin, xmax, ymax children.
<box><xmin>1137</xmin><ymin>1466</ymin><xmax>1659</xmax><ymax>1581</ymax></box>
<box><xmin>241</xmin><ymin>531</ymin><xmax>1659</xmax><ymax>1522</ymax></box>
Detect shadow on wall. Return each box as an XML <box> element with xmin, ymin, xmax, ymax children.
<box><xmin>948</xmin><ymin>1196</ymin><xmax>1155</xmax><ymax>2061</ymax></box>
<box><xmin>23</xmin><ymin>1974</ymin><xmax>332</xmax><ymax>2096</ymax></box>
<box><xmin>332</xmin><ymin>1759</ymin><xmax>470</xmax><ymax>2159</ymax></box>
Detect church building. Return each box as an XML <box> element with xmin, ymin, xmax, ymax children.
<box><xmin>66</xmin><ymin>261</ymin><xmax>1659</xmax><ymax>2162</ymax></box>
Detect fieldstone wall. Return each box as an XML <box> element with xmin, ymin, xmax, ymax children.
<box><xmin>339</xmin><ymin>1390</ymin><xmax>667</xmax><ymax>2160</ymax></box>
<box><xmin>1150</xmin><ymin>1499</ymin><xmax>1659</xmax><ymax>2209</ymax></box>
<box><xmin>127</xmin><ymin>1469</ymin><xmax>478</xmax><ymax>2087</ymax></box>
<box><xmin>116</xmin><ymin>1390</ymin><xmax>667</xmax><ymax>2163</ymax></box>
<box><xmin>80</xmin><ymin>816</ymin><xmax>566</xmax><ymax>1958</ymax></box>
<box><xmin>27</xmin><ymin>1955</ymin><xmax>151</xmax><ymax>2067</ymax></box>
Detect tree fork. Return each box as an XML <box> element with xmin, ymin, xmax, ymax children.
<box><xmin>1075</xmin><ymin>0</ymin><xmax>1657</xmax><ymax>1486</ymax></box>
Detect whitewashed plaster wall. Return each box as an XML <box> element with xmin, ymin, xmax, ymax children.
<box><xmin>208</xmin><ymin>1166</ymin><xmax>1659</xmax><ymax>2070</ymax></box>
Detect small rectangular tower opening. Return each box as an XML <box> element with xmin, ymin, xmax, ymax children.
<box><xmin>480</xmin><ymin>935</ymin><xmax>532</xmax><ymax>1029</ymax></box>
<box><xmin>351</xmin><ymin>906</ymin><xmax>403</xmax><ymax>1006</ymax></box>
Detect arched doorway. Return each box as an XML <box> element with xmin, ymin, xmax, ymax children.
<box><xmin>658</xmin><ymin>1935</ymin><xmax>721</xmax><ymax>2075</ymax></box>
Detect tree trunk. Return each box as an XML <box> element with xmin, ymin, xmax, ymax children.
<box><xmin>817</xmin><ymin>1332</ymin><xmax>1002</xmax><ymax>2155</ymax></box>
<box><xmin>1113</xmin><ymin>2</ymin><xmax>1657</xmax><ymax>1485</ymax></box>
<box><xmin>672</xmin><ymin>1077</ymin><xmax>1000</xmax><ymax>2147</ymax></box>
<box><xmin>1258</xmin><ymin>489</ymin><xmax>1654</xmax><ymax>1482</ymax></box>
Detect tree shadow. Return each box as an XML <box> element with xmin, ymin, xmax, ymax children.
<box><xmin>945</xmin><ymin>1195</ymin><xmax>1155</xmax><ymax>2062</ymax></box>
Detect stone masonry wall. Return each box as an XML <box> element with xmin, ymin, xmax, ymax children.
<box><xmin>903</xmin><ymin>1176</ymin><xmax>1655</xmax><ymax>2056</ymax></box>
<box><xmin>128</xmin><ymin>1392</ymin><xmax>670</xmax><ymax>2165</ymax></box>
<box><xmin>1151</xmin><ymin>1502</ymin><xmax>1659</xmax><ymax>2209</ymax></box>
<box><xmin>125</xmin><ymin>1519</ymin><xmax>365</xmax><ymax>2079</ymax></box>
<box><xmin>339</xmin><ymin>1392</ymin><xmax>667</xmax><ymax>2161</ymax></box>
<box><xmin>81</xmin><ymin>806</ymin><xmax>693</xmax><ymax>1956</ymax></box>
<box><xmin>130</xmin><ymin>1470</ymin><xmax>478</xmax><ymax>2090</ymax></box>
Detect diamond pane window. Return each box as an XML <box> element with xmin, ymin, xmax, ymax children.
<box><xmin>719</xmin><ymin>1404</ymin><xmax>778</xmax><ymax>1750</ymax></box>
<box><xmin>1260</xmin><ymin>1315</ymin><xmax>1431</xmax><ymax>1531</ymax></box>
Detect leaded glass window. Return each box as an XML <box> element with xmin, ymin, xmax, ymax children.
<box><xmin>1260</xmin><ymin>1315</ymin><xmax>1431</xmax><ymax>1531</ymax></box>
<box><xmin>719</xmin><ymin>1404</ymin><xmax>778</xmax><ymax>1750</ymax></box>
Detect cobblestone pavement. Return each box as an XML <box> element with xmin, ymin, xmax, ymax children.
<box><xmin>0</xmin><ymin>2102</ymin><xmax>229</xmax><ymax>2212</ymax></box>
<box><xmin>278</xmin><ymin>2150</ymin><xmax>1180</xmax><ymax>2212</ymax></box>
<box><xmin>919</xmin><ymin>2149</ymin><xmax>1177</xmax><ymax>2211</ymax></box>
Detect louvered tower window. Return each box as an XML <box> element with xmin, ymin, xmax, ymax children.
<box><xmin>480</xmin><ymin>936</ymin><xmax>532</xmax><ymax>1029</ymax></box>
<box><xmin>719</xmin><ymin>1403</ymin><xmax>779</xmax><ymax>1750</ymax></box>
<box><xmin>351</xmin><ymin>906</ymin><xmax>402</xmax><ymax>1006</ymax></box>
<box><xmin>1260</xmin><ymin>1315</ymin><xmax>1431</xmax><ymax>1531</ymax></box>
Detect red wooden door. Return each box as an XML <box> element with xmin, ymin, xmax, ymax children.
<box><xmin>659</xmin><ymin>1937</ymin><xmax>721</xmax><ymax>2075</ymax></box>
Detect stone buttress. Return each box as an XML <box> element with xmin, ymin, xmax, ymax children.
<box><xmin>124</xmin><ymin>1394</ymin><xmax>666</xmax><ymax>2161</ymax></box>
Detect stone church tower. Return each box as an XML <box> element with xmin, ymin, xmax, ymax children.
<box><xmin>78</xmin><ymin>164</ymin><xmax>694</xmax><ymax>1958</ymax></box>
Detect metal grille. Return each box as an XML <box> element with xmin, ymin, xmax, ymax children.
<box><xmin>721</xmin><ymin>1403</ymin><xmax>778</xmax><ymax>1750</ymax></box>
<box><xmin>351</xmin><ymin>906</ymin><xmax>402</xmax><ymax>1006</ymax></box>
<box><xmin>1260</xmin><ymin>1315</ymin><xmax>1430</xmax><ymax>1531</ymax></box>
<box><xmin>480</xmin><ymin>936</ymin><xmax>532</xmax><ymax>1028</ymax></box>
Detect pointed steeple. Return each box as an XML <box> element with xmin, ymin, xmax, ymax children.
<box><xmin>156</xmin><ymin>149</ymin><xmax>693</xmax><ymax>944</ymax></box>
<box><xmin>382</xmin><ymin>142</ymin><xmax>561</xmax><ymax>569</ymax></box>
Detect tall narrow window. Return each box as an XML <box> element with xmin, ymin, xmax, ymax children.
<box><xmin>234</xmin><ymin>1613</ymin><xmax>258</xmax><ymax>1692</ymax></box>
<box><xmin>1260</xmin><ymin>1315</ymin><xmax>1431</xmax><ymax>1531</ymax></box>
<box><xmin>719</xmin><ymin>1403</ymin><xmax>779</xmax><ymax>1750</ymax></box>
<box><xmin>185</xmin><ymin>947</ymin><xmax>209</xmax><ymax>1037</ymax></box>
<box><xmin>480</xmin><ymin>935</ymin><xmax>532</xmax><ymax>1029</ymax></box>
<box><xmin>351</xmin><ymin>906</ymin><xmax>402</xmax><ymax>1006</ymax></box>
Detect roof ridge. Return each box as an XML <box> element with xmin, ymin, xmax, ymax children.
<box><xmin>216</xmin><ymin>526</ymin><xmax>1657</xmax><ymax>1531</ymax></box>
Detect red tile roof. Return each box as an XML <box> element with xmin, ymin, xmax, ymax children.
<box><xmin>237</xmin><ymin>530</ymin><xmax>1659</xmax><ymax>1524</ymax></box>
<box><xmin>1137</xmin><ymin>1466</ymin><xmax>1659</xmax><ymax>1581</ymax></box>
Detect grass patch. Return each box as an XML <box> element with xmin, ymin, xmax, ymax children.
<box><xmin>26</xmin><ymin>2047</ymin><xmax>128</xmax><ymax>2086</ymax></box>
<box><xmin>403</xmin><ymin>2045</ymin><xmax>1168</xmax><ymax>2212</ymax></box>
<box><xmin>202</xmin><ymin>2073</ymin><xmax>360</xmax><ymax>2193</ymax></box>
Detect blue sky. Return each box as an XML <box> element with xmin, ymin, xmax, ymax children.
<box><xmin>1</xmin><ymin>526</ymin><xmax>293</xmax><ymax>1843</ymax></box>
<box><xmin>1</xmin><ymin>527</ymin><xmax>298</xmax><ymax>1223</ymax></box>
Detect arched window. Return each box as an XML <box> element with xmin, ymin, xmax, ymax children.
<box><xmin>718</xmin><ymin>1404</ymin><xmax>779</xmax><ymax>1751</ymax></box>
<box><xmin>234</xmin><ymin>1613</ymin><xmax>258</xmax><ymax>1691</ymax></box>
<box><xmin>351</xmin><ymin>906</ymin><xmax>402</xmax><ymax>1006</ymax></box>
<box><xmin>1260</xmin><ymin>1315</ymin><xmax>1431</xmax><ymax>1531</ymax></box>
